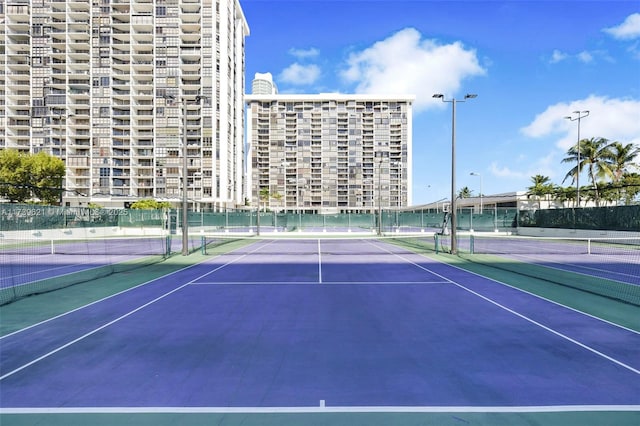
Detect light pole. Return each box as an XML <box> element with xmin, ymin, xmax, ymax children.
<box><xmin>433</xmin><ymin>93</ymin><xmax>477</xmax><ymax>254</ymax></box>
<box><xmin>470</xmin><ymin>172</ymin><xmax>483</xmax><ymax>214</ymax></box>
<box><xmin>377</xmin><ymin>156</ymin><xmax>383</xmax><ymax>236</ymax></box>
<box><xmin>282</xmin><ymin>160</ymin><xmax>290</xmax><ymax>214</ymax></box>
<box><xmin>392</xmin><ymin>161</ymin><xmax>402</xmax><ymax>228</ymax></box>
<box><xmin>166</xmin><ymin>95</ymin><xmax>205</xmax><ymax>255</ymax></box>
<box><xmin>564</xmin><ymin>111</ymin><xmax>589</xmax><ymax>206</ymax></box>
<box><xmin>51</xmin><ymin>108</ymin><xmax>71</xmax><ymax>205</ymax></box>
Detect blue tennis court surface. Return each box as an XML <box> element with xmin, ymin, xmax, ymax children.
<box><xmin>1</xmin><ymin>238</ymin><xmax>639</xmax><ymax>423</ymax></box>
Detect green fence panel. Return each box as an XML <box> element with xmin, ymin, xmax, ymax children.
<box><xmin>519</xmin><ymin>205</ymin><xmax>640</xmax><ymax>231</ymax></box>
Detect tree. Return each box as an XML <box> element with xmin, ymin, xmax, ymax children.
<box><xmin>562</xmin><ymin>137</ymin><xmax>613</xmax><ymax>205</ymax></box>
<box><xmin>130</xmin><ymin>199</ymin><xmax>172</xmax><ymax>209</ymax></box>
<box><xmin>554</xmin><ymin>185</ymin><xmax>575</xmax><ymax>206</ymax></box>
<box><xmin>28</xmin><ymin>151</ymin><xmax>66</xmax><ymax>205</ymax></box>
<box><xmin>602</xmin><ymin>142</ymin><xmax>639</xmax><ymax>183</ymax></box>
<box><xmin>0</xmin><ymin>149</ymin><xmax>30</xmax><ymax>202</ymax></box>
<box><xmin>259</xmin><ymin>187</ymin><xmax>270</xmax><ymax>212</ymax></box>
<box><xmin>0</xmin><ymin>149</ymin><xmax>65</xmax><ymax>204</ymax></box>
<box><xmin>257</xmin><ymin>187</ymin><xmax>283</xmax><ymax>212</ymax></box>
<box><xmin>527</xmin><ymin>175</ymin><xmax>555</xmax><ymax>205</ymax></box>
<box><xmin>457</xmin><ymin>186</ymin><xmax>472</xmax><ymax>199</ymax></box>
<box><xmin>618</xmin><ymin>172</ymin><xmax>640</xmax><ymax>205</ymax></box>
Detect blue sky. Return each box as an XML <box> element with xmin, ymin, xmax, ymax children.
<box><xmin>241</xmin><ymin>0</ymin><xmax>640</xmax><ymax>205</ymax></box>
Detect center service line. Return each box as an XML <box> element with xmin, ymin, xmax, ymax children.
<box><xmin>317</xmin><ymin>239</ymin><xmax>323</xmax><ymax>283</ymax></box>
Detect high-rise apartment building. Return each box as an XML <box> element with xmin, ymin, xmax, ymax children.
<box><xmin>0</xmin><ymin>0</ymin><xmax>249</xmax><ymax>210</ymax></box>
<box><xmin>246</xmin><ymin>93</ymin><xmax>414</xmax><ymax>214</ymax></box>
<box><xmin>251</xmin><ymin>72</ymin><xmax>277</xmax><ymax>95</ymax></box>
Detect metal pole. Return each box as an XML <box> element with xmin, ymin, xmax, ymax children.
<box><xmin>564</xmin><ymin>111</ymin><xmax>589</xmax><ymax>207</ymax></box>
<box><xmin>283</xmin><ymin>161</ymin><xmax>287</xmax><ymax>214</ymax></box>
<box><xmin>182</xmin><ymin>100</ymin><xmax>189</xmax><ymax>255</ymax></box>
<box><xmin>378</xmin><ymin>158</ymin><xmax>383</xmax><ymax>236</ymax></box>
<box><xmin>450</xmin><ymin>99</ymin><xmax>457</xmax><ymax>254</ymax></box>
<box><xmin>256</xmin><ymin>202</ymin><xmax>261</xmax><ymax>236</ymax></box>
<box><xmin>470</xmin><ymin>172</ymin><xmax>483</xmax><ymax>214</ymax></box>
<box><xmin>479</xmin><ymin>174</ymin><xmax>483</xmax><ymax>214</ymax></box>
<box><xmin>434</xmin><ymin>93</ymin><xmax>476</xmax><ymax>254</ymax></box>
<box><xmin>576</xmin><ymin>117</ymin><xmax>581</xmax><ymax>205</ymax></box>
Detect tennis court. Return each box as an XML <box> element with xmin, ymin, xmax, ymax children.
<box><xmin>1</xmin><ymin>236</ymin><xmax>639</xmax><ymax>425</ymax></box>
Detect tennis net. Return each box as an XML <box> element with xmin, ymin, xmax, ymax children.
<box><xmin>1</xmin><ymin>234</ymin><xmax>170</xmax><ymax>305</ymax></box>
<box><xmin>197</xmin><ymin>233</ymin><xmax>440</xmax><ymax>256</ymax></box>
<box><xmin>469</xmin><ymin>234</ymin><xmax>640</xmax><ymax>256</ymax></box>
<box><xmin>453</xmin><ymin>233</ymin><xmax>640</xmax><ymax>306</ymax></box>
<box><xmin>0</xmin><ymin>236</ymin><xmax>170</xmax><ymax>256</ymax></box>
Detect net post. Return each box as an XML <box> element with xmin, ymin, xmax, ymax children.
<box><xmin>50</xmin><ymin>239</ymin><xmax>55</xmax><ymax>255</ymax></box>
<box><xmin>165</xmin><ymin>235</ymin><xmax>172</xmax><ymax>257</ymax></box>
<box><xmin>434</xmin><ymin>233</ymin><xmax>439</xmax><ymax>254</ymax></box>
<box><xmin>587</xmin><ymin>238</ymin><xmax>591</xmax><ymax>255</ymax></box>
<box><xmin>201</xmin><ymin>235</ymin><xmax>206</xmax><ymax>255</ymax></box>
<box><xmin>470</xmin><ymin>234</ymin><xmax>475</xmax><ymax>254</ymax></box>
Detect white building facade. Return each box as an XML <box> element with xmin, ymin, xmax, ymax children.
<box><xmin>0</xmin><ymin>0</ymin><xmax>249</xmax><ymax>210</ymax></box>
<box><xmin>246</xmin><ymin>94</ymin><xmax>414</xmax><ymax>214</ymax></box>
<box><xmin>251</xmin><ymin>72</ymin><xmax>277</xmax><ymax>95</ymax></box>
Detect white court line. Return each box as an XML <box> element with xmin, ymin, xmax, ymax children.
<box><xmin>1</xmin><ymin>404</ymin><xmax>639</xmax><ymax>414</ymax></box>
<box><xmin>366</xmin><ymin>240</ymin><xmax>640</xmax><ymax>376</ymax></box>
<box><xmin>318</xmin><ymin>239</ymin><xmax>322</xmax><ymax>283</ymax></box>
<box><xmin>190</xmin><ymin>280</ymin><xmax>448</xmax><ymax>285</ymax></box>
<box><xmin>0</xmin><ymin>245</ymin><xmax>268</xmax><ymax>381</ymax></box>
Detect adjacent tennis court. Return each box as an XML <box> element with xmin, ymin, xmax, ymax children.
<box><xmin>1</xmin><ymin>235</ymin><xmax>639</xmax><ymax>425</ymax></box>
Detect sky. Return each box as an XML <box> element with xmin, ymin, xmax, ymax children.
<box><xmin>240</xmin><ymin>0</ymin><xmax>640</xmax><ymax>205</ymax></box>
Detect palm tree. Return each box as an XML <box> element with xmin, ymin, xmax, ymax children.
<box><xmin>457</xmin><ymin>186</ymin><xmax>472</xmax><ymax>199</ymax></box>
<box><xmin>259</xmin><ymin>187</ymin><xmax>270</xmax><ymax>212</ymax></box>
<box><xmin>527</xmin><ymin>175</ymin><xmax>555</xmax><ymax>206</ymax></box>
<box><xmin>562</xmin><ymin>137</ymin><xmax>613</xmax><ymax>205</ymax></box>
<box><xmin>603</xmin><ymin>141</ymin><xmax>639</xmax><ymax>183</ymax></box>
<box><xmin>600</xmin><ymin>142</ymin><xmax>639</xmax><ymax>204</ymax></box>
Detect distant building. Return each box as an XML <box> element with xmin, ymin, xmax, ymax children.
<box><xmin>251</xmin><ymin>72</ymin><xmax>278</xmax><ymax>95</ymax></box>
<box><xmin>0</xmin><ymin>0</ymin><xmax>250</xmax><ymax>210</ymax></box>
<box><xmin>245</xmin><ymin>93</ymin><xmax>414</xmax><ymax>214</ymax></box>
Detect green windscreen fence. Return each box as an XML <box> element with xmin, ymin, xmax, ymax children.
<box><xmin>0</xmin><ymin>204</ymin><xmax>168</xmax><ymax>231</ymax></box>
<box><xmin>518</xmin><ymin>205</ymin><xmax>640</xmax><ymax>231</ymax></box>
<box><xmin>183</xmin><ymin>209</ymin><xmax>519</xmax><ymax>233</ymax></box>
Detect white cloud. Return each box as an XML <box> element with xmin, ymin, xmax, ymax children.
<box><xmin>278</xmin><ymin>63</ymin><xmax>321</xmax><ymax>86</ymax></box>
<box><xmin>490</xmin><ymin>162</ymin><xmax>527</xmax><ymax>179</ymax></box>
<box><xmin>521</xmin><ymin>95</ymin><xmax>640</xmax><ymax>150</ymax></box>
<box><xmin>603</xmin><ymin>13</ymin><xmax>640</xmax><ymax>40</ymax></box>
<box><xmin>490</xmin><ymin>152</ymin><xmax>558</xmax><ymax>182</ymax></box>
<box><xmin>576</xmin><ymin>51</ymin><xmax>594</xmax><ymax>63</ymax></box>
<box><xmin>549</xmin><ymin>49</ymin><xmax>611</xmax><ymax>65</ymax></box>
<box><xmin>628</xmin><ymin>41</ymin><xmax>640</xmax><ymax>59</ymax></box>
<box><xmin>340</xmin><ymin>28</ymin><xmax>486</xmax><ymax>112</ymax></box>
<box><xmin>550</xmin><ymin>49</ymin><xmax>568</xmax><ymax>63</ymax></box>
<box><xmin>289</xmin><ymin>47</ymin><xmax>320</xmax><ymax>59</ymax></box>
